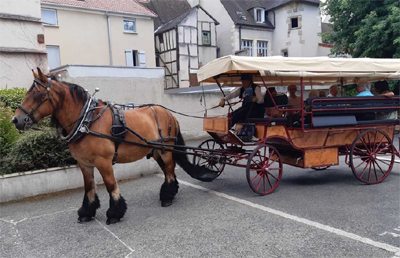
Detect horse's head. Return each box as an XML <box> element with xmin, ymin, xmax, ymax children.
<box><xmin>12</xmin><ymin>68</ymin><xmax>56</xmax><ymax>130</ymax></box>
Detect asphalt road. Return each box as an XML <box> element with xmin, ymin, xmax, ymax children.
<box><xmin>1</xmin><ymin>139</ymin><xmax>399</xmax><ymax>258</ymax></box>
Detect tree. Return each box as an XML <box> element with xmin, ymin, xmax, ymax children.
<box><xmin>323</xmin><ymin>0</ymin><xmax>400</xmax><ymax>58</ymax></box>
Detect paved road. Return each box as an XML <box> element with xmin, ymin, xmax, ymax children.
<box><xmin>0</xmin><ymin>139</ymin><xmax>399</xmax><ymax>257</ymax></box>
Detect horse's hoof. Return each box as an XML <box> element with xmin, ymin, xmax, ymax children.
<box><xmin>106</xmin><ymin>218</ymin><xmax>120</xmax><ymax>225</ymax></box>
<box><xmin>161</xmin><ymin>200</ymin><xmax>172</xmax><ymax>207</ymax></box>
<box><xmin>78</xmin><ymin>216</ymin><xmax>93</xmax><ymax>223</ymax></box>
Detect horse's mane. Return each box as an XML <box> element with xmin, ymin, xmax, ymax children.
<box><xmin>62</xmin><ymin>81</ymin><xmax>88</xmax><ymax>104</ymax></box>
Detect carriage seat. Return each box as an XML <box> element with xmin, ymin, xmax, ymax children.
<box><xmin>309</xmin><ymin>96</ymin><xmax>399</xmax><ymax>126</ymax></box>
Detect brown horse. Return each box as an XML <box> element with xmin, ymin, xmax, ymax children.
<box><xmin>12</xmin><ymin>68</ymin><xmax>215</xmax><ymax>224</ymax></box>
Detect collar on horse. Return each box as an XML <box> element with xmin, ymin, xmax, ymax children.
<box><xmin>60</xmin><ymin>95</ymin><xmax>98</xmax><ymax>143</ymax></box>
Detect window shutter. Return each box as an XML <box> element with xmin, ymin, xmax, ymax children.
<box><xmin>138</xmin><ymin>51</ymin><xmax>146</xmax><ymax>67</ymax></box>
<box><xmin>125</xmin><ymin>50</ymin><xmax>133</xmax><ymax>66</ymax></box>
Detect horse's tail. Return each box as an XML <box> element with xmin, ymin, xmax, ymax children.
<box><xmin>173</xmin><ymin>130</ymin><xmax>218</xmax><ymax>182</ymax></box>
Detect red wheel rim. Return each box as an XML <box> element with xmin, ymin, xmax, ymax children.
<box><xmin>350</xmin><ymin>129</ymin><xmax>395</xmax><ymax>184</ymax></box>
<box><xmin>246</xmin><ymin>144</ymin><xmax>282</xmax><ymax>195</ymax></box>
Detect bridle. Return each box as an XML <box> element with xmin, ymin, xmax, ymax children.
<box><xmin>18</xmin><ymin>78</ymin><xmax>53</xmax><ymax>127</ymax></box>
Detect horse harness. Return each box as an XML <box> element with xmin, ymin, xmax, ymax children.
<box><xmin>61</xmin><ymin>96</ymin><xmax>175</xmax><ymax>164</ymax></box>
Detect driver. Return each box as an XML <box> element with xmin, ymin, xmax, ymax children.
<box><xmin>218</xmin><ymin>74</ymin><xmax>263</xmax><ymax>128</ymax></box>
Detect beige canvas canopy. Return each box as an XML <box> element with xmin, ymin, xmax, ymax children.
<box><xmin>197</xmin><ymin>55</ymin><xmax>400</xmax><ymax>86</ymax></box>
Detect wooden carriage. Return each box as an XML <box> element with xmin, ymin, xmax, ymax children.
<box><xmin>195</xmin><ymin>55</ymin><xmax>400</xmax><ymax>195</ymax></box>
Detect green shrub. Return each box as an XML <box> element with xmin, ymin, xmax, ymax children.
<box><xmin>1</xmin><ymin>129</ymin><xmax>76</xmax><ymax>174</ymax></box>
<box><xmin>0</xmin><ymin>88</ymin><xmax>26</xmax><ymax>111</ymax></box>
<box><xmin>0</xmin><ymin>104</ymin><xmax>20</xmax><ymax>158</ymax></box>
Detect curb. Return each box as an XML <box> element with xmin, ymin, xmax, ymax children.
<box><xmin>0</xmin><ymin>159</ymin><xmax>160</xmax><ymax>203</ymax></box>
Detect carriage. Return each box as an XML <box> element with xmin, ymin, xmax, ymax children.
<box><xmin>15</xmin><ymin>58</ymin><xmax>399</xmax><ymax>224</ymax></box>
<box><xmin>194</xmin><ymin>55</ymin><xmax>400</xmax><ymax>195</ymax></box>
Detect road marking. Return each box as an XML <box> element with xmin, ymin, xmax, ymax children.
<box><xmin>179</xmin><ymin>179</ymin><xmax>400</xmax><ymax>253</ymax></box>
<box><xmin>95</xmin><ymin>218</ymin><xmax>134</xmax><ymax>257</ymax></box>
<box><xmin>0</xmin><ymin>207</ymin><xmax>76</xmax><ymax>225</ymax></box>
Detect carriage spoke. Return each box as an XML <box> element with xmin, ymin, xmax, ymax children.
<box><xmin>265</xmin><ymin>173</ymin><xmax>273</xmax><ymax>189</ymax></box>
<box><xmin>371</xmin><ymin>160</ymin><xmax>378</xmax><ymax>182</ymax></box>
<box><xmin>267</xmin><ymin>172</ymin><xmax>279</xmax><ymax>181</ymax></box>
<box><xmin>367</xmin><ymin>161</ymin><xmax>372</xmax><ymax>182</ymax></box>
<box><xmin>356</xmin><ymin>161</ymin><xmax>370</xmax><ymax>179</ymax></box>
<box><xmin>374</xmin><ymin>159</ymin><xmax>387</xmax><ymax>176</ymax></box>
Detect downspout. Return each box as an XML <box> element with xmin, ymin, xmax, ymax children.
<box><xmin>106</xmin><ymin>12</ymin><xmax>113</xmax><ymax>65</ymax></box>
<box><xmin>238</xmin><ymin>25</ymin><xmax>242</xmax><ymax>52</ymax></box>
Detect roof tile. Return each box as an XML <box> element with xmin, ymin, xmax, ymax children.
<box><xmin>41</xmin><ymin>0</ymin><xmax>157</xmax><ymax>17</ymax></box>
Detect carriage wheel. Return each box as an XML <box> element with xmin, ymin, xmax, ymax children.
<box><xmin>246</xmin><ymin>144</ymin><xmax>283</xmax><ymax>195</ymax></box>
<box><xmin>350</xmin><ymin>129</ymin><xmax>395</xmax><ymax>184</ymax></box>
<box><xmin>193</xmin><ymin>139</ymin><xmax>225</xmax><ymax>178</ymax></box>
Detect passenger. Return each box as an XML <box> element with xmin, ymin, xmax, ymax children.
<box><xmin>287</xmin><ymin>84</ymin><xmax>302</xmax><ymax>109</ymax></box>
<box><xmin>374</xmin><ymin>81</ymin><xmax>397</xmax><ymax>120</ymax></box>
<box><xmin>264</xmin><ymin>87</ymin><xmax>287</xmax><ymax>118</ymax></box>
<box><xmin>308</xmin><ymin>90</ymin><xmax>319</xmax><ymax>99</ymax></box>
<box><xmin>374</xmin><ymin>81</ymin><xmax>394</xmax><ymax>97</ymax></box>
<box><xmin>327</xmin><ymin>85</ymin><xmax>338</xmax><ymax>97</ymax></box>
<box><xmin>355</xmin><ymin>83</ymin><xmax>373</xmax><ymax>97</ymax></box>
<box><xmin>319</xmin><ymin>90</ymin><xmax>327</xmax><ymax>97</ymax></box>
<box><xmin>219</xmin><ymin>74</ymin><xmax>264</xmax><ymax>128</ymax></box>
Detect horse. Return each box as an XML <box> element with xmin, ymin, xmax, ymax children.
<box><xmin>12</xmin><ymin>68</ymin><xmax>216</xmax><ymax>224</ymax></box>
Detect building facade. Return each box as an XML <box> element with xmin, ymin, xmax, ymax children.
<box><xmin>41</xmin><ymin>0</ymin><xmax>157</xmax><ymax>69</ymax></box>
<box><xmin>144</xmin><ymin>0</ymin><xmax>218</xmax><ymax>89</ymax></box>
<box><xmin>188</xmin><ymin>0</ymin><xmax>331</xmax><ymax>58</ymax></box>
<box><xmin>0</xmin><ymin>0</ymin><xmax>47</xmax><ymax>89</ymax></box>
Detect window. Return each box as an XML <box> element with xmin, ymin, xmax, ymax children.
<box><xmin>254</xmin><ymin>8</ymin><xmax>266</xmax><ymax>23</ymax></box>
<box><xmin>257</xmin><ymin>41</ymin><xmax>268</xmax><ymax>56</ymax></box>
<box><xmin>125</xmin><ymin>50</ymin><xmax>146</xmax><ymax>67</ymax></box>
<box><xmin>124</xmin><ymin>19</ymin><xmax>136</xmax><ymax>33</ymax></box>
<box><xmin>241</xmin><ymin>40</ymin><xmax>253</xmax><ymax>56</ymax></box>
<box><xmin>291</xmin><ymin>17</ymin><xmax>299</xmax><ymax>29</ymax></box>
<box><xmin>41</xmin><ymin>8</ymin><xmax>58</xmax><ymax>26</ymax></box>
<box><xmin>281</xmin><ymin>49</ymin><xmax>288</xmax><ymax>57</ymax></box>
<box><xmin>46</xmin><ymin>45</ymin><xmax>60</xmax><ymax>69</ymax></box>
<box><xmin>202</xmin><ymin>31</ymin><xmax>211</xmax><ymax>45</ymax></box>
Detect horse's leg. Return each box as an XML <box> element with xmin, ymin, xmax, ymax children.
<box><xmin>77</xmin><ymin>164</ymin><xmax>100</xmax><ymax>222</ymax></box>
<box><xmin>96</xmin><ymin>159</ymin><xmax>127</xmax><ymax>225</ymax></box>
<box><xmin>154</xmin><ymin>150</ymin><xmax>179</xmax><ymax>207</ymax></box>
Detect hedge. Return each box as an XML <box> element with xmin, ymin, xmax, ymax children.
<box><xmin>0</xmin><ymin>129</ymin><xmax>76</xmax><ymax>174</ymax></box>
<box><xmin>0</xmin><ymin>88</ymin><xmax>26</xmax><ymax>111</ymax></box>
<box><xmin>0</xmin><ymin>104</ymin><xmax>20</xmax><ymax>158</ymax></box>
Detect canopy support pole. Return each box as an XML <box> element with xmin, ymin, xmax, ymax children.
<box><xmin>215</xmin><ymin>77</ymin><xmax>233</xmax><ymax>113</ymax></box>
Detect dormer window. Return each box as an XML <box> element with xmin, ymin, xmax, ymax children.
<box><xmin>254</xmin><ymin>8</ymin><xmax>266</xmax><ymax>23</ymax></box>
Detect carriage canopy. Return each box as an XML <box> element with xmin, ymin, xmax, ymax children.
<box><xmin>197</xmin><ymin>55</ymin><xmax>400</xmax><ymax>86</ymax></box>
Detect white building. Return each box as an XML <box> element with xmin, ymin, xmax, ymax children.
<box><xmin>144</xmin><ymin>0</ymin><xmax>219</xmax><ymax>89</ymax></box>
<box><xmin>188</xmin><ymin>0</ymin><xmax>331</xmax><ymax>58</ymax></box>
<box><xmin>0</xmin><ymin>0</ymin><xmax>47</xmax><ymax>89</ymax></box>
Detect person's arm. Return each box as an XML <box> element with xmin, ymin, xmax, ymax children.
<box><xmin>219</xmin><ymin>87</ymin><xmax>241</xmax><ymax>107</ymax></box>
<box><xmin>224</xmin><ymin>87</ymin><xmax>241</xmax><ymax>101</ymax></box>
<box><xmin>254</xmin><ymin>86</ymin><xmax>263</xmax><ymax>104</ymax></box>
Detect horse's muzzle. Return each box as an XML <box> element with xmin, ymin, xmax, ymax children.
<box><xmin>11</xmin><ymin>115</ymin><xmax>33</xmax><ymax>130</ymax></box>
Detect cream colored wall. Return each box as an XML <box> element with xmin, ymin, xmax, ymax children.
<box><xmin>109</xmin><ymin>16</ymin><xmax>156</xmax><ymax>67</ymax></box>
<box><xmin>43</xmin><ymin>7</ymin><xmax>156</xmax><ymax>67</ymax></box>
<box><xmin>0</xmin><ymin>0</ymin><xmax>40</xmax><ymax>18</ymax></box>
<box><xmin>44</xmin><ymin>9</ymin><xmax>110</xmax><ymax>65</ymax></box>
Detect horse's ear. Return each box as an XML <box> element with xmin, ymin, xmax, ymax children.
<box><xmin>32</xmin><ymin>69</ymin><xmax>38</xmax><ymax>79</ymax></box>
<box><xmin>37</xmin><ymin>67</ymin><xmax>48</xmax><ymax>83</ymax></box>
